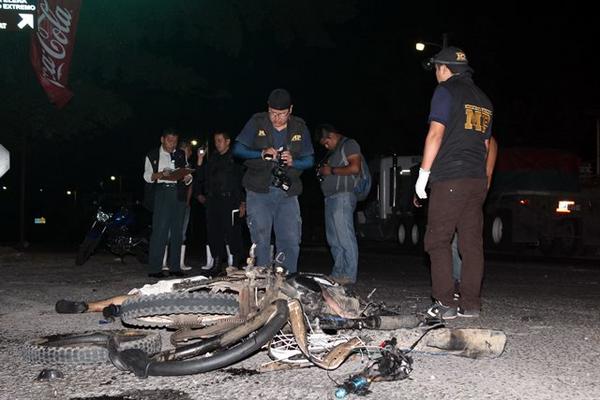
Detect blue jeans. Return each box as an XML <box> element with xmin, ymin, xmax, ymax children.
<box><xmin>325</xmin><ymin>192</ymin><xmax>358</xmax><ymax>283</ymax></box>
<box><xmin>246</xmin><ymin>188</ymin><xmax>301</xmax><ymax>273</ymax></box>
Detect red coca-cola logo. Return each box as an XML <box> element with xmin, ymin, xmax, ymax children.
<box><xmin>35</xmin><ymin>0</ymin><xmax>74</xmax><ymax>88</ymax></box>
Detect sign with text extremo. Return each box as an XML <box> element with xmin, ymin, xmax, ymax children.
<box><xmin>0</xmin><ymin>0</ymin><xmax>36</xmax><ymax>31</ymax></box>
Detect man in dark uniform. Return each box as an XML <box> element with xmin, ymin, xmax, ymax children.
<box><xmin>415</xmin><ymin>47</ymin><xmax>493</xmax><ymax>319</ymax></box>
<box><xmin>233</xmin><ymin>89</ymin><xmax>314</xmax><ymax>273</ymax></box>
<box><xmin>143</xmin><ymin>128</ymin><xmax>193</xmax><ymax>278</ymax></box>
<box><xmin>196</xmin><ymin>131</ymin><xmax>246</xmax><ymax>274</ymax></box>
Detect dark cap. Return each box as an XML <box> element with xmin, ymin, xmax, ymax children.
<box><xmin>423</xmin><ymin>46</ymin><xmax>473</xmax><ymax>73</ymax></box>
<box><xmin>267</xmin><ymin>88</ymin><xmax>292</xmax><ymax>110</ymax></box>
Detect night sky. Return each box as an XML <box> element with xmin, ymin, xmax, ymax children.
<box><xmin>1</xmin><ymin>2</ymin><xmax>600</xmax><ymax>241</ymax></box>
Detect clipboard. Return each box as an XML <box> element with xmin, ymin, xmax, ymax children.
<box><xmin>162</xmin><ymin>167</ymin><xmax>195</xmax><ymax>181</ymax></box>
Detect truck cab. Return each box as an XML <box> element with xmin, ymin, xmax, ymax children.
<box><xmin>483</xmin><ymin>148</ymin><xmax>600</xmax><ymax>256</ymax></box>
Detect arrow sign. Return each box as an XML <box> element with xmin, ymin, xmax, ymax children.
<box><xmin>17</xmin><ymin>13</ymin><xmax>33</xmax><ymax>29</ymax></box>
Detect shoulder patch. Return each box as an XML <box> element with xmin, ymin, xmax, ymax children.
<box><xmin>258</xmin><ymin>129</ymin><xmax>266</xmax><ymax>137</ymax></box>
<box><xmin>291</xmin><ymin>134</ymin><xmax>302</xmax><ymax>141</ymax></box>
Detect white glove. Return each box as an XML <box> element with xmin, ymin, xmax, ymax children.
<box><xmin>415</xmin><ymin>168</ymin><xmax>430</xmax><ymax>199</ymax></box>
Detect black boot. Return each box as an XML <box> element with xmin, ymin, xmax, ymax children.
<box><xmin>55</xmin><ymin>299</ymin><xmax>88</xmax><ymax>314</ymax></box>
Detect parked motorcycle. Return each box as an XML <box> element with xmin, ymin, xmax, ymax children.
<box><xmin>75</xmin><ymin>206</ymin><xmax>149</xmax><ymax>266</ymax></box>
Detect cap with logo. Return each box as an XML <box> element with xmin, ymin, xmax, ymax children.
<box><xmin>423</xmin><ymin>46</ymin><xmax>473</xmax><ymax>73</ymax></box>
<box><xmin>267</xmin><ymin>88</ymin><xmax>292</xmax><ymax>110</ymax></box>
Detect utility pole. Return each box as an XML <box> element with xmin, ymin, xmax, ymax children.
<box><xmin>19</xmin><ymin>132</ymin><xmax>27</xmax><ymax>250</ymax></box>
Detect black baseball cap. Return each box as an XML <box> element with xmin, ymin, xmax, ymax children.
<box><xmin>267</xmin><ymin>88</ymin><xmax>292</xmax><ymax>110</ymax></box>
<box><xmin>423</xmin><ymin>46</ymin><xmax>473</xmax><ymax>73</ymax></box>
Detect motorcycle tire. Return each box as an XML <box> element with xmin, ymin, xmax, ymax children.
<box><xmin>75</xmin><ymin>236</ymin><xmax>101</xmax><ymax>266</ymax></box>
<box><xmin>121</xmin><ymin>292</ymin><xmax>239</xmax><ymax>328</ymax></box>
<box><xmin>110</xmin><ymin>300</ymin><xmax>289</xmax><ymax>377</ymax></box>
<box><xmin>23</xmin><ymin>330</ymin><xmax>161</xmax><ymax>365</ymax></box>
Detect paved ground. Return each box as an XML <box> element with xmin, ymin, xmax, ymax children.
<box><xmin>0</xmin><ymin>246</ymin><xmax>599</xmax><ymax>400</ymax></box>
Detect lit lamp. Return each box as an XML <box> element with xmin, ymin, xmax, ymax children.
<box><xmin>415</xmin><ymin>41</ymin><xmax>442</xmax><ymax>52</ymax></box>
<box><xmin>415</xmin><ymin>34</ymin><xmax>448</xmax><ymax>52</ymax></box>
<box><xmin>191</xmin><ymin>139</ymin><xmax>198</xmax><ymax>146</ymax></box>
<box><xmin>109</xmin><ymin>175</ymin><xmax>123</xmax><ymax>193</ymax></box>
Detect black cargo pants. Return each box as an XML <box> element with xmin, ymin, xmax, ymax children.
<box><xmin>424</xmin><ymin>178</ymin><xmax>488</xmax><ymax>310</ymax></box>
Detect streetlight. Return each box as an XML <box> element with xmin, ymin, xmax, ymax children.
<box><xmin>416</xmin><ymin>41</ymin><xmax>441</xmax><ymax>52</ymax></box>
<box><xmin>415</xmin><ymin>33</ymin><xmax>449</xmax><ymax>52</ymax></box>
<box><xmin>191</xmin><ymin>139</ymin><xmax>198</xmax><ymax>147</ymax></box>
<box><xmin>109</xmin><ymin>175</ymin><xmax>122</xmax><ymax>193</ymax></box>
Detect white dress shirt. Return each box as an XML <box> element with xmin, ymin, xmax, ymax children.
<box><xmin>144</xmin><ymin>146</ymin><xmax>192</xmax><ymax>185</ymax></box>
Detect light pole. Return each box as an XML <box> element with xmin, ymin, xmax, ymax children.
<box><xmin>110</xmin><ymin>175</ymin><xmax>122</xmax><ymax>193</ymax></box>
<box><xmin>415</xmin><ymin>33</ymin><xmax>449</xmax><ymax>52</ymax></box>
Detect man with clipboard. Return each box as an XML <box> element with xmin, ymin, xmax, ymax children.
<box><xmin>143</xmin><ymin>128</ymin><xmax>194</xmax><ymax>278</ymax></box>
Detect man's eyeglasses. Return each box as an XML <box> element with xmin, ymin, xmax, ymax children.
<box><xmin>268</xmin><ymin>110</ymin><xmax>290</xmax><ymax>118</ymax></box>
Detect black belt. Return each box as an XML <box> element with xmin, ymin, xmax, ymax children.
<box><xmin>158</xmin><ymin>183</ymin><xmax>177</xmax><ymax>188</ymax></box>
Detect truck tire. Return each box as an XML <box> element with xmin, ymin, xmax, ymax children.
<box><xmin>556</xmin><ymin>219</ymin><xmax>580</xmax><ymax>256</ymax></box>
<box><xmin>538</xmin><ymin>236</ymin><xmax>556</xmax><ymax>256</ymax></box>
<box><xmin>409</xmin><ymin>222</ymin><xmax>422</xmax><ymax>248</ymax></box>
<box><xmin>486</xmin><ymin>212</ymin><xmax>512</xmax><ymax>250</ymax></box>
<box><xmin>397</xmin><ymin>221</ymin><xmax>409</xmax><ymax>247</ymax></box>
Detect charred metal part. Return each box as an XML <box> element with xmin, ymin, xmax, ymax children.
<box><xmin>170</xmin><ymin>317</ymin><xmax>247</xmax><ymax>345</ymax></box>
<box><xmin>288</xmin><ymin>299</ymin><xmax>361</xmax><ymax>370</ymax></box>
<box><xmin>320</xmin><ymin>285</ymin><xmax>361</xmax><ymax>319</ymax></box>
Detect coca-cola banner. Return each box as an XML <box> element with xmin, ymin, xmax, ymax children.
<box><xmin>30</xmin><ymin>0</ymin><xmax>82</xmax><ymax>109</ymax></box>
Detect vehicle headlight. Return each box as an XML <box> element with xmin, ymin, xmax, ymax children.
<box><xmin>556</xmin><ymin>200</ymin><xmax>578</xmax><ymax>214</ymax></box>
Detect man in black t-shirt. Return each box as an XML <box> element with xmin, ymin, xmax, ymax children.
<box><xmin>195</xmin><ymin>132</ymin><xmax>246</xmax><ymax>274</ymax></box>
<box><xmin>416</xmin><ymin>47</ymin><xmax>494</xmax><ymax>319</ymax></box>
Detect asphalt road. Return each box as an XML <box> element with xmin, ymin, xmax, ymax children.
<box><xmin>0</xmin><ymin>246</ymin><xmax>599</xmax><ymax>400</ymax></box>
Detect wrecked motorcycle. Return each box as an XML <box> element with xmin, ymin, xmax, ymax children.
<box><xmin>108</xmin><ymin>262</ymin><xmax>422</xmax><ymax>377</ymax></box>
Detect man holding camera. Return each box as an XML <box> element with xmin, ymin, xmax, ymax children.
<box><xmin>233</xmin><ymin>89</ymin><xmax>314</xmax><ymax>273</ymax></box>
<box><xmin>316</xmin><ymin>124</ymin><xmax>361</xmax><ymax>285</ymax></box>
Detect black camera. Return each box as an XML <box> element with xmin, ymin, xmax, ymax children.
<box><xmin>270</xmin><ymin>151</ymin><xmax>291</xmax><ymax>191</ymax></box>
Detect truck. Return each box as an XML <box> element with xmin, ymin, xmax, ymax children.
<box><xmin>355</xmin><ymin>154</ymin><xmax>425</xmax><ymax>250</ymax></box>
<box><xmin>483</xmin><ymin>148</ymin><xmax>600</xmax><ymax>256</ymax></box>
<box><xmin>356</xmin><ymin>149</ymin><xmax>600</xmax><ymax>257</ymax></box>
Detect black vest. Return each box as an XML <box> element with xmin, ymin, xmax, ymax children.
<box><xmin>242</xmin><ymin>112</ymin><xmax>307</xmax><ymax>196</ymax></box>
<box><xmin>430</xmin><ymin>73</ymin><xmax>494</xmax><ymax>183</ymax></box>
<box><xmin>205</xmin><ymin>150</ymin><xmax>244</xmax><ymax>202</ymax></box>
<box><xmin>143</xmin><ymin>147</ymin><xmax>187</xmax><ymax>211</ymax></box>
